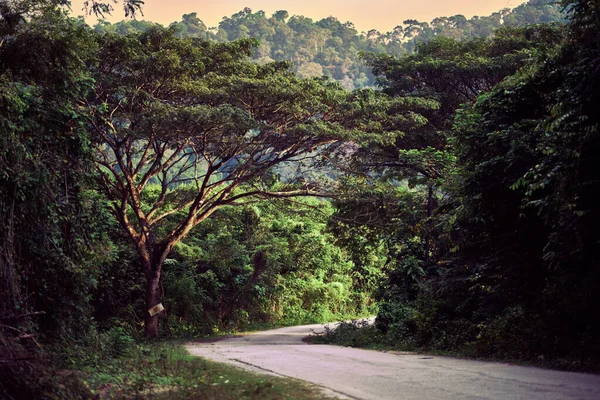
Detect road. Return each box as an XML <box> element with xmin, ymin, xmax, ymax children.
<box><xmin>185</xmin><ymin>322</ymin><xmax>600</xmax><ymax>400</ymax></box>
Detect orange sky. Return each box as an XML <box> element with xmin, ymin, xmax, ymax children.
<box><xmin>70</xmin><ymin>0</ymin><xmax>522</xmax><ymax>32</ymax></box>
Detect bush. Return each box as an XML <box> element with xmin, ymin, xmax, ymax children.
<box><xmin>310</xmin><ymin>319</ymin><xmax>382</xmax><ymax>347</ymax></box>
<box><xmin>474</xmin><ymin>306</ymin><xmax>546</xmax><ymax>359</ymax></box>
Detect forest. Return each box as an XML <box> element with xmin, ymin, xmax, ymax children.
<box><xmin>1</xmin><ymin>0</ymin><xmax>598</xmax><ymax>398</ymax></box>
<box><xmin>93</xmin><ymin>0</ymin><xmax>565</xmax><ymax>89</ymax></box>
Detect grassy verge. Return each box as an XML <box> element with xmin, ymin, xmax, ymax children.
<box><xmin>73</xmin><ymin>341</ymin><xmax>333</xmax><ymax>399</ymax></box>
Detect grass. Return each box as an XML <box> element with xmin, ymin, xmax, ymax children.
<box><xmin>77</xmin><ymin>341</ymin><xmax>335</xmax><ymax>399</ymax></box>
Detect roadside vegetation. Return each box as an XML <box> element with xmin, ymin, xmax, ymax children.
<box><xmin>71</xmin><ymin>339</ymin><xmax>332</xmax><ymax>399</ymax></box>
<box><xmin>310</xmin><ymin>0</ymin><xmax>600</xmax><ymax>373</ymax></box>
<box><xmin>5</xmin><ymin>330</ymin><xmax>333</xmax><ymax>399</ymax></box>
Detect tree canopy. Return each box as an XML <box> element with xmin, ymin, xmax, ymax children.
<box><xmin>93</xmin><ymin>0</ymin><xmax>566</xmax><ymax>89</ymax></box>
<box><xmin>87</xmin><ymin>26</ymin><xmax>433</xmax><ymax>336</ymax></box>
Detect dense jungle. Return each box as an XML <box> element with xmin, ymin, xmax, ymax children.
<box><xmin>1</xmin><ymin>0</ymin><xmax>598</xmax><ymax>398</ymax></box>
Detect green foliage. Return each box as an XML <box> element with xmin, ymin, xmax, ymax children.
<box><xmin>69</xmin><ymin>341</ymin><xmax>329</xmax><ymax>399</ymax></box>
<box><xmin>90</xmin><ymin>195</ymin><xmax>379</xmax><ymax>338</ymax></box>
<box><xmin>375</xmin><ymin>301</ymin><xmax>419</xmax><ymax>346</ymax></box>
<box><xmin>0</xmin><ymin>6</ymin><xmax>108</xmax><ymax>339</ymax></box>
<box><xmin>93</xmin><ymin>17</ymin><xmax>159</xmax><ymax>35</ymax></box>
<box><xmin>159</xmin><ymin>198</ymin><xmax>373</xmax><ymax>334</ymax></box>
<box><xmin>363</xmin><ymin>23</ymin><xmax>565</xmax><ymax>124</ymax></box>
<box><xmin>93</xmin><ymin>0</ymin><xmax>566</xmax><ymax>90</ymax></box>
<box><xmin>58</xmin><ymin>324</ymin><xmax>137</xmax><ymax>369</ymax></box>
<box><xmin>328</xmin><ymin>28</ymin><xmax>564</xmax><ymax>330</ymax></box>
<box><xmin>310</xmin><ymin>320</ymin><xmax>383</xmax><ymax>348</ymax></box>
<box><xmin>446</xmin><ymin>0</ymin><xmax>600</xmax><ymax>364</ymax></box>
<box><xmin>354</xmin><ymin>0</ymin><xmax>600</xmax><ymax>370</ymax></box>
<box><xmin>2</xmin><ymin>1</ymin><xmax>599</xmax><ymax>391</ymax></box>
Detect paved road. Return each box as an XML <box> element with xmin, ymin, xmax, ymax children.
<box><xmin>185</xmin><ymin>322</ymin><xmax>600</xmax><ymax>400</ymax></box>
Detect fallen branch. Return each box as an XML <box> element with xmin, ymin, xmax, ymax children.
<box><xmin>0</xmin><ymin>324</ymin><xmax>23</xmax><ymax>334</ymax></box>
<box><xmin>0</xmin><ymin>324</ymin><xmax>42</xmax><ymax>348</ymax></box>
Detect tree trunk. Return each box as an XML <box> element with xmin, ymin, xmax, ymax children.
<box><xmin>0</xmin><ymin>193</ymin><xmax>19</xmax><ymax>317</ymax></box>
<box><xmin>424</xmin><ymin>184</ymin><xmax>435</xmax><ymax>270</ymax></box>
<box><xmin>237</xmin><ymin>250</ymin><xmax>267</xmax><ymax>311</ymax></box>
<box><xmin>144</xmin><ymin>267</ymin><xmax>162</xmax><ymax>338</ymax></box>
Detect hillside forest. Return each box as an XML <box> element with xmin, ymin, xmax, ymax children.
<box><xmin>94</xmin><ymin>0</ymin><xmax>565</xmax><ymax>89</ymax></box>
<box><xmin>1</xmin><ymin>0</ymin><xmax>599</xmax><ymax>398</ymax></box>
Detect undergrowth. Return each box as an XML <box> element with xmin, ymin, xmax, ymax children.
<box><xmin>309</xmin><ymin>320</ymin><xmax>385</xmax><ymax>349</ymax></box>
<box><xmin>308</xmin><ymin>319</ymin><xmax>600</xmax><ymax>372</ymax></box>
<box><xmin>59</xmin><ymin>335</ymin><xmax>331</xmax><ymax>399</ymax></box>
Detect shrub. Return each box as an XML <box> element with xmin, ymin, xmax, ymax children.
<box><xmin>310</xmin><ymin>319</ymin><xmax>382</xmax><ymax>347</ymax></box>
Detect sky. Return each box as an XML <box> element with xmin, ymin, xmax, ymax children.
<box><xmin>70</xmin><ymin>0</ymin><xmax>521</xmax><ymax>33</ymax></box>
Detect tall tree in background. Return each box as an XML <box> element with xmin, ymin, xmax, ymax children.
<box><xmin>339</xmin><ymin>24</ymin><xmax>572</xmax><ymax>352</ymax></box>
<box><xmin>333</xmin><ymin>26</ymin><xmax>564</xmax><ymax>281</ymax></box>
<box><xmin>430</xmin><ymin>0</ymin><xmax>599</xmax><ymax>361</ymax></box>
<box><xmin>362</xmin><ymin>24</ymin><xmax>565</xmax><ymax>123</ymax></box>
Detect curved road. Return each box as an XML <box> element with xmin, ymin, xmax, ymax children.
<box><xmin>185</xmin><ymin>322</ymin><xmax>600</xmax><ymax>400</ymax></box>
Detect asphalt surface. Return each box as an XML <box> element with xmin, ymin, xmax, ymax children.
<box><xmin>185</xmin><ymin>322</ymin><xmax>600</xmax><ymax>400</ymax></box>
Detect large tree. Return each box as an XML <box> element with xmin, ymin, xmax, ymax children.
<box><xmin>87</xmin><ymin>27</ymin><xmax>404</xmax><ymax>337</ymax></box>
